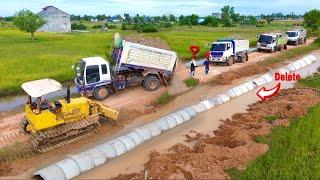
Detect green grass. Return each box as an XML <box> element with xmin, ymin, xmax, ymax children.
<box><xmin>145</xmin><ymin>30</ymin><xmax>258</xmax><ymax>60</ymax></box>
<box><xmin>0</xmin><ymin>30</ymin><xmax>125</xmax><ymax>96</ymax></box>
<box><xmin>155</xmin><ymin>91</ymin><xmax>173</xmax><ymax>104</ymax></box>
<box><xmin>264</xmin><ymin>115</ymin><xmax>278</xmax><ymax>121</ymax></box>
<box><xmin>228</xmin><ymin>75</ymin><xmax>320</xmax><ymax>179</ymax></box>
<box><xmin>300</xmin><ymin>74</ymin><xmax>320</xmax><ymax>89</ymax></box>
<box><xmin>184</xmin><ymin>77</ymin><xmax>199</xmax><ymax>87</ymax></box>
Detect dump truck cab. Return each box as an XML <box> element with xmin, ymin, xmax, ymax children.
<box><xmin>257</xmin><ymin>33</ymin><xmax>287</xmax><ymax>53</ymax></box>
<box><xmin>75</xmin><ymin>57</ymin><xmax>112</xmax><ymax>98</ymax></box>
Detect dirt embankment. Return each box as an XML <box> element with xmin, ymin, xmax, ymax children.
<box><xmin>123</xmin><ymin>34</ymin><xmax>171</xmax><ymax>50</ymax></box>
<box><xmin>115</xmin><ymin>88</ymin><xmax>320</xmax><ymax>179</ymax></box>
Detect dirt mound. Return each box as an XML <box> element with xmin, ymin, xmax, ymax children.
<box><xmin>114</xmin><ymin>88</ymin><xmax>320</xmax><ymax>179</ymax></box>
<box><xmin>123</xmin><ymin>34</ymin><xmax>171</xmax><ymax>50</ymax></box>
<box><xmin>216</xmin><ymin>64</ymin><xmax>269</xmax><ymax>85</ymax></box>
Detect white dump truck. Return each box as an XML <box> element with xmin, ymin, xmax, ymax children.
<box><xmin>210</xmin><ymin>38</ymin><xmax>249</xmax><ymax>66</ymax></box>
<box><xmin>74</xmin><ymin>40</ymin><xmax>178</xmax><ymax>100</ymax></box>
<box><xmin>257</xmin><ymin>33</ymin><xmax>288</xmax><ymax>53</ymax></box>
<box><xmin>286</xmin><ymin>29</ymin><xmax>307</xmax><ymax>46</ymax></box>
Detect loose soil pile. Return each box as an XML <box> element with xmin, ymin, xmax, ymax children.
<box><xmin>123</xmin><ymin>34</ymin><xmax>171</xmax><ymax>50</ymax></box>
<box><xmin>215</xmin><ymin>64</ymin><xmax>269</xmax><ymax>85</ymax></box>
<box><xmin>115</xmin><ymin>88</ymin><xmax>320</xmax><ymax>179</ymax></box>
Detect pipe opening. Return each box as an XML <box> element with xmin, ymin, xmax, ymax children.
<box><xmin>31</xmin><ymin>175</ymin><xmax>44</xmax><ymax>180</ymax></box>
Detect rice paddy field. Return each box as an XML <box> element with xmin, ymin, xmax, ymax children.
<box><xmin>0</xmin><ymin>23</ymin><xmax>300</xmax><ymax>96</ymax></box>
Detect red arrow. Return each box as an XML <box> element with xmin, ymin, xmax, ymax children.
<box><xmin>256</xmin><ymin>82</ymin><xmax>281</xmax><ymax>101</ymax></box>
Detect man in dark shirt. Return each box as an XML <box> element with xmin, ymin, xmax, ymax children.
<box><xmin>190</xmin><ymin>58</ymin><xmax>197</xmax><ymax>77</ymax></box>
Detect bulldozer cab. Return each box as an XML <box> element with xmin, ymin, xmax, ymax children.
<box><xmin>21</xmin><ymin>78</ymin><xmax>63</xmax><ymax>114</ymax></box>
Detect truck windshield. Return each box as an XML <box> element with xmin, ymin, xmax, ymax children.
<box><xmin>286</xmin><ymin>32</ymin><xmax>298</xmax><ymax>37</ymax></box>
<box><xmin>258</xmin><ymin>35</ymin><xmax>273</xmax><ymax>44</ymax></box>
<box><xmin>211</xmin><ymin>44</ymin><xmax>226</xmax><ymax>51</ymax></box>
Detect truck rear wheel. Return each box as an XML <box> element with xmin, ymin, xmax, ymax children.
<box><xmin>304</xmin><ymin>38</ymin><xmax>307</xmax><ymax>44</ymax></box>
<box><xmin>144</xmin><ymin>75</ymin><xmax>160</xmax><ymax>91</ymax></box>
<box><xmin>245</xmin><ymin>53</ymin><xmax>249</xmax><ymax>61</ymax></box>
<box><xmin>93</xmin><ymin>86</ymin><xmax>110</xmax><ymax>100</ymax></box>
<box><xmin>284</xmin><ymin>44</ymin><xmax>287</xmax><ymax>50</ymax></box>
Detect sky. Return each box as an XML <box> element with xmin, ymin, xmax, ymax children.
<box><xmin>0</xmin><ymin>0</ymin><xmax>319</xmax><ymax>17</ymax></box>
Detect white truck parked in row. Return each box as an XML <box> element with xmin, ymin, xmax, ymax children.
<box><xmin>74</xmin><ymin>40</ymin><xmax>178</xmax><ymax>100</ymax></box>
<box><xmin>210</xmin><ymin>38</ymin><xmax>249</xmax><ymax>66</ymax></box>
<box><xmin>286</xmin><ymin>29</ymin><xmax>307</xmax><ymax>46</ymax></box>
<box><xmin>257</xmin><ymin>33</ymin><xmax>288</xmax><ymax>53</ymax></box>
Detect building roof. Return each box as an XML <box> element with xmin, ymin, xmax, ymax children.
<box><xmin>21</xmin><ymin>78</ymin><xmax>63</xmax><ymax>97</ymax></box>
<box><xmin>40</xmin><ymin>6</ymin><xmax>69</xmax><ymax>15</ymax></box>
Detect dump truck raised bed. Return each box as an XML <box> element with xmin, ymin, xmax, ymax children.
<box><xmin>286</xmin><ymin>29</ymin><xmax>307</xmax><ymax>46</ymax></box>
<box><xmin>21</xmin><ymin>79</ymin><xmax>119</xmax><ymax>153</ymax></box>
<box><xmin>257</xmin><ymin>33</ymin><xmax>288</xmax><ymax>53</ymax></box>
<box><xmin>75</xmin><ymin>40</ymin><xmax>178</xmax><ymax>100</ymax></box>
<box><xmin>209</xmin><ymin>38</ymin><xmax>249</xmax><ymax>66</ymax></box>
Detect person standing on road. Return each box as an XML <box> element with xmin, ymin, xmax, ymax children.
<box><xmin>190</xmin><ymin>58</ymin><xmax>197</xmax><ymax>77</ymax></box>
<box><xmin>204</xmin><ymin>51</ymin><xmax>211</xmax><ymax>75</ymax></box>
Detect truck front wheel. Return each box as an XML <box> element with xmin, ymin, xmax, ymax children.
<box><xmin>93</xmin><ymin>86</ymin><xmax>110</xmax><ymax>100</ymax></box>
<box><xmin>144</xmin><ymin>76</ymin><xmax>160</xmax><ymax>91</ymax></box>
<box><xmin>226</xmin><ymin>57</ymin><xmax>234</xmax><ymax>66</ymax></box>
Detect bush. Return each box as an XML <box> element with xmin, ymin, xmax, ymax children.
<box><xmin>264</xmin><ymin>115</ymin><xmax>278</xmax><ymax>121</ymax></box>
<box><xmin>108</xmin><ymin>24</ymin><xmax>117</xmax><ymax>29</ymax></box>
<box><xmin>92</xmin><ymin>24</ymin><xmax>103</xmax><ymax>29</ymax></box>
<box><xmin>132</xmin><ymin>23</ymin><xmax>158</xmax><ymax>33</ymax></box>
<box><xmin>155</xmin><ymin>91</ymin><xmax>173</xmax><ymax>104</ymax></box>
<box><xmin>184</xmin><ymin>77</ymin><xmax>199</xmax><ymax>87</ymax></box>
<box><xmin>71</xmin><ymin>23</ymin><xmax>87</xmax><ymax>30</ymax></box>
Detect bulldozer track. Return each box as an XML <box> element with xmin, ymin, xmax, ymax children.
<box><xmin>31</xmin><ymin>115</ymin><xmax>101</xmax><ymax>153</ymax></box>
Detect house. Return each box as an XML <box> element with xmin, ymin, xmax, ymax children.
<box><xmin>38</xmin><ymin>6</ymin><xmax>71</xmax><ymax>32</ymax></box>
<box><xmin>212</xmin><ymin>13</ymin><xmax>222</xmax><ymax>19</ymax></box>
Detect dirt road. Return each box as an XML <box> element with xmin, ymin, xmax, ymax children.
<box><xmin>0</xmin><ymin>38</ymin><xmax>316</xmax><ymax>178</ymax></box>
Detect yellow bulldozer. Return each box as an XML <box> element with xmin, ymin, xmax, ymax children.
<box><xmin>21</xmin><ymin>78</ymin><xmax>118</xmax><ymax>153</ymax></box>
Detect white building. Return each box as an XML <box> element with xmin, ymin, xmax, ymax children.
<box><xmin>38</xmin><ymin>6</ymin><xmax>71</xmax><ymax>32</ymax></box>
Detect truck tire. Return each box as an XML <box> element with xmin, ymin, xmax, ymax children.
<box><xmin>295</xmin><ymin>40</ymin><xmax>299</xmax><ymax>46</ymax></box>
<box><xmin>143</xmin><ymin>75</ymin><xmax>160</xmax><ymax>91</ymax></box>
<box><xmin>284</xmin><ymin>44</ymin><xmax>287</xmax><ymax>50</ymax></box>
<box><xmin>270</xmin><ymin>47</ymin><xmax>275</xmax><ymax>53</ymax></box>
<box><xmin>257</xmin><ymin>48</ymin><xmax>261</xmax><ymax>52</ymax></box>
<box><xmin>226</xmin><ymin>56</ymin><xmax>234</xmax><ymax>66</ymax></box>
<box><xmin>93</xmin><ymin>86</ymin><xmax>110</xmax><ymax>100</ymax></box>
<box><xmin>245</xmin><ymin>53</ymin><xmax>249</xmax><ymax>61</ymax></box>
<box><xmin>304</xmin><ymin>38</ymin><xmax>307</xmax><ymax>44</ymax></box>
<box><xmin>238</xmin><ymin>56</ymin><xmax>244</xmax><ymax>63</ymax></box>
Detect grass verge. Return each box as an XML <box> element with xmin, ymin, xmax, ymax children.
<box><xmin>155</xmin><ymin>91</ymin><xmax>174</xmax><ymax>105</ymax></box>
<box><xmin>184</xmin><ymin>77</ymin><xmax>199</xmax><ymax>87</ymax></box>
<box><xmin>228</xmin><ymin>74</ymin><xmax>320</xmax><ymax>179</ymax></box>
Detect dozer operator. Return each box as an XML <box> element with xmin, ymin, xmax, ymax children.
<box><xmin>21</xmin><ymin>78</ymin><xmax>118</xmax><ymax>153</ymax></box>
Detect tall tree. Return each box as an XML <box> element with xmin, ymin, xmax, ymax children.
<box><xmin>221</xmin><ymin>5</ymin><xmax>233</xmax><ymax>27</ymax></box>
<box><xmin>202</xmin><ymin>16</ymin><xmax>219</xmax><ymax>27</ymax></box>
<box><xmin>304</xmin><ymin>9</ymin><xmax>320</xmax><ymax>30</ymax></box>
<box><xmin>13</xmin><ymin>9</ymin><xmax>46</xmax><ymax>41</ymax></box>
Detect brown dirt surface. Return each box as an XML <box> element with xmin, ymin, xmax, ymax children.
<box><xmin>215</xmin><ymin>64</ymin><xmax>270</xmax><ymax>85</ymax></box>
<box><xmin>115</xmin><ymin>88</ymin><xmax>320</xmax><ymax>179</ymax></box>
<box><xmin>123</xmin><ymin>34</ymin><xmax>171</xmax><ymax>50</ymax></box>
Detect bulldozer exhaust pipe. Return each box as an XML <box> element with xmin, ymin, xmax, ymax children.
<box><xmin>66</xmin><ymin>85</ymin><xmax>70</xmax><ymax>103</ymax></box>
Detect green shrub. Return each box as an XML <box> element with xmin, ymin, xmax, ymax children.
<box><xmin>264</xmin><ymin>115</ymin><xmax>278</xmax><ymax>121</ymax></box>
<box><xmin>71</xmin><ymin>23</ymin><xmax>87</xmax><ymax>30</ymax></box>
<box><xmin>108</xmin><ymin>24</ymin><xmax>117</xmax><ymax>29</ymax></box>
<box><xmin>92</xmin><ymin>24</ymin><xmax>103</xmax><ymax>29</ymax></box>
<box><xmin>184</xmin><ymin>77</ymin><xmax>199</xmax><ymax>87</ymax></box>
<box><xmin>155</xmin><ymin>91</ymin><xmax>173</xmax><ymax>104</ymax></box>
